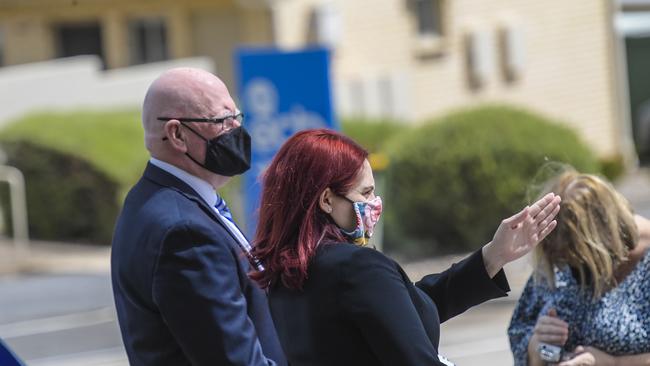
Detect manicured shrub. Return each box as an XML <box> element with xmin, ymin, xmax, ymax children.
<box><xmin>383</xmin><ymin>105</ymin><xmax>599</xmax><ymax>257</ymax></box>
<box><xmin>0</xmin><ymin>110</ymin><xmax>147</xmax><ymax>200</ymax></box>
<box><xmin>599</xmin><ymin>154</ymin><xmax>626</xmax><ymax>182</ymax></box>
<box><xmin>0</xmin><ymin>110</ymin><xmax>242</xmax><ymax>244</ymax></box>
<box><xmin>0</xmin><ymin>140</ymin><xmax>119</xmax><ymax>244</ymax></box>
<box><xmin>341</xmin><ymin>118</ymin><xmax>406</xmax><ymax>154</ymax></box>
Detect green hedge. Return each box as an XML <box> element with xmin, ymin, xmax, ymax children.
<box><xmin>0</xmin><ymin>110</ymin><xmax>242</xmax><ymax>245</ymax></box>
<box><xmin>0</xmin><ymin>140</ymin><xmax>119</xmax><ymax>244</ymax></box>
<box><xmin>0</xmin><ymin>107</ymin><xmax>606</xmax><ymax>248</ymax></box>
<box><xmin>383</xmin><ymin>105</ymin><xmax>599</xmax><ymax>258</ymax></box>
<box><xmin>341</xmin><ymin>118</ymin><xmax>406</xmax><ymax>154</ymax></box>
<box><xmin>599</xmin><ymin>154</ymin><xmax>626</xmax><ymax>182</ymax></box>
<box><xmin>0</xmin><ymin>110</ymin><xmax>145</xmax><ymax>244</ymax></box>
<box><xmin>0</xmin><ymin>110</ymin><xmax>148</xmax><ymax>200</ymax></box>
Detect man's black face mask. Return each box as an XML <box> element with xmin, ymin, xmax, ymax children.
<box><xmin>165</xmin><ymin>124</ymin><xmax>252</xmax><ymax>177</ymax></box>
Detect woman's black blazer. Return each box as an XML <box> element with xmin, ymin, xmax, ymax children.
<box><xmin>268</xmin><ymin>242</ymin><xmax>509</xmax><ymax>366</ymax></box>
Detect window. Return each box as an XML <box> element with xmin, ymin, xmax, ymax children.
<box><xmin>413</xmin><ymin>0</ymin><xmax>446</xmax><ymax>56</ymax></box>
<box><xmin>416</xmin><ymin>0</ymin><xmax>442</xmax><ymax>37</ymax></box>
<box><xmin>498</xmin><ymin>25</ymin><xmax>525</xmax><ymax>82</ymax></box>
<box><xmin>55</xmin><ymin>22</ymin><xmax>105</xmax><ymax>66</ymax></box>
<box><xmin>129</xmin><ymin>17</ymin><xmax>168</xmax><ymax>65</ymax></box>
<box><xmin>308</xmin><ymin>3</ymin><xmax>342</xmax><ymax>48</ymax></box>
<box><xmin>464</xmin><ymin>30</ymin><xmax>493</xmax><ymax>89</ymax></box>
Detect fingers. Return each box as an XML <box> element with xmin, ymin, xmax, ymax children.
<box><xmin>534</xmin><ymin>315</ymin><xmax>569</xmax><ymax>345</ymax></box>
<box><xmin>558</xmin><ymin>355</ymin><xmax>586</xmax><ymax>366</ymax></box>
<box><xmin>548</xmin><ymin>308</ymin><xmax>558</xmax><ymax>317</ymax></box>
<box><xmin>510</xmin><ymin>193</ymin><xmax>560</xmax><ymax>236</ymax></box>
<box><xmin>558</xmin><ymin>356</ymin><xmax>582</xmax><ymax>366</ymax></box>
<box><xmin>535</xmin><ymin>329</ymin><xmax>568</xmax><ymax>344</ymax></box>
<box><xmin>536</xmin><ymin>333</ymin><xmax>568</xmax><ymax>344</ymax></box>
<box><xmin>528</xmin><ymin>193</ymin><xmax>556</xmax><ymax>218</ymax></box>
<box><xmin>526</xmin><ymin>219</ymin><xmax>557</xmax><ymax>248</ymax></box>
<box><xmin>527</xmin><ymin>196</ymin><xmax>560</xmax><ymax>244</ymax></box>
<box><xmin>537</xmin><ymin>315</ymin><xmax>569</xmax><ymax>329</ymax></box>
<box><xmin>557</xmin><ymin>347</ymin><xmax>594</xmax><ymax>366</ymax></box>
<box><xmin>536</xmin><ymin>203</ymin><xmax>561</xmax><ymax>229</ymax></box>
<box><xmin>503</xmin><ymin>206</ymin><xmax>529</xmax><ymax>229</ymax></box>
<box><xmin>532</xmin><ymin>194</ymin><xmax>562</xmax><ymax>227</ymax></box>
<box><xmin>535</xmin><ymin>324</ymin><xmax>569</xmax><ymax>337</ymax></box>
<box><xmin>536</xmin><ymin>220</ymin><xmax>557</xmax><ymax>242</ymax></box>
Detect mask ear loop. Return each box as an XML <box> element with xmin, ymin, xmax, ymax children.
<box><xmin>161</xmin><ymin>122</ymin><xmax>208</xmax><ymax>142</ymax></box>
<box><xmin>178</xmin><ymin>123</ymin><xmax>208</xmax><ymax>141</ymax></box>
<box><xmin>160</xmin><ymin>123</ymin><xmax>211</xmax><ymax>170</ymax></box>
<box><xmin>340</xmin><ymin>201</ymin><xmax>367</xmax><ymax>246</ymax></box>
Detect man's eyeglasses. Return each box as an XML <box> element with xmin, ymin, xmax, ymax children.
<box><xmin>157</xmin><ymin>113</ymin><xmax>244</xmax><ymax>132</ymax></box>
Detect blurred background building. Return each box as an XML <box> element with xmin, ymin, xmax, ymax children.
<box><xmin>0</xmin><ymin>0</ymin><xmax>648</xmax><ymax>162</ymax></box>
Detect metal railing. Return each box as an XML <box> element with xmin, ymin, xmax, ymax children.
<box><xmin>0</xmin><ymin>165</ymin><xmax>29</xmax><ymax>253</ymax></box>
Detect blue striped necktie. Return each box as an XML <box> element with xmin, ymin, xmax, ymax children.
<box><xmin>214</xmin><ymin>195</ymin><xmax>264</xmax><ymax>271</ymax></box>
<box><xmin>215</xmin><ymin>196</ymin><xmax>234</xmax><ymax>223</ymax></box>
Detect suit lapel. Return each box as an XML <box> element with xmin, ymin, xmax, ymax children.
<box><xmin>142</xmin><ymin>162</ymin><xmax>244</xmax><ymax>246</ymax></box>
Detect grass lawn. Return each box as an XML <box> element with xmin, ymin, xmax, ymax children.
<box><xmin>0</xmin><ymin>109</ymin><xmax>148</xmax><ymax>199</ymax></box>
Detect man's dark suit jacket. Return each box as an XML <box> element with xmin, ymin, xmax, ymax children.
<box><xmin>269</xmin><ymin>243</ymin><xmax>510</xmax><ymax>366</ymax></box>
<box><xmin>111</xmin><ymin>163</ymin><xmax>286</xmax><ymax>366</ymax></box>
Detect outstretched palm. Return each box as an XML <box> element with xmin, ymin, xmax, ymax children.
<box><xmin>486</xmin><ymin>193</ymin><xmax>561</xmax><ymax>272</ymax></box>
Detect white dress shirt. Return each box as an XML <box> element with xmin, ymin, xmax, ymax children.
<box><xmin>149</xmin><ymin>158</ymin><xmax>253</xmax><ymax>256</ymax></box>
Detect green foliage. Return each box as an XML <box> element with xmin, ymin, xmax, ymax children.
<box><xmin>599</xmin><ymin>154</ymin><xmax>626</xmax><ymax>182</ymax></box>
<box><xmin>0</xmin><ymin>141</ymin><xmax>119</xmax><ymax>244</ymax></box>
<box><xmin>0</xmin><ymin>109</ymin><xmax>148</xmax><ymax>199</ymax></box>
<box><xmin>341</xmin><ymin>118</ymin><xmax>406</xmax><ymax>154</ymax></box>
<box><xmin>0</xmin><ymin>109</ymin><xmax>243</xmax><ymax>244</ymax></box>
<box><xmin>383</xmin><ymin>105</ymin><xmax>599</xmax><ymax>258</ymax></box>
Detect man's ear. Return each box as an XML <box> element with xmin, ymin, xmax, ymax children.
<box><xmin>319</xmin><ymin>188</ymin><xmax>334</xmax><ymax>214</ymax></box>
<box><xmin>163</xmin><ymin>120</ymin><xmax>187</xmax><ymax>152</ymax></box>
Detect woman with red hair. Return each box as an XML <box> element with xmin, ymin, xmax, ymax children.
<box><xmin>251</xmin><ymin>129</ymin><xmax>560</xmax><ymax>366</ymax></box>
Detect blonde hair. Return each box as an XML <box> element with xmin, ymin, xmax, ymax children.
<box><xmin>532</xmin><ymin>167</ymin><xmax>638</xmax><ymax>298</ymax></box>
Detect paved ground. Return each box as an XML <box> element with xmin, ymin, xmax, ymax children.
<box><xmin>0</xmin><ymin>168</ymin><xmax>648</xmax><ymax>366</ymax></box>
<box><xmin>0</xmin><ymin>246</ymin><xmax>528</xmax><ymax>366</ymax></box>
<box><xmin>0</xmin><ymin>243</ymin><xmax>124</xmax><ymax>366</ymax></box>
<box><xmin>0</xmin><ymin>273</ymin><xmax>126</xmax><ymax>366</ymax></box>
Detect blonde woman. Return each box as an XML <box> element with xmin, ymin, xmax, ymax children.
<box><xmin>508</xmin><ymin>169</ymin><xmax>650</xmax><ymax>366</ymax></box>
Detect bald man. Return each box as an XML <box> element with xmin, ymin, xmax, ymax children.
<box><xmin>111</xmin><ymin>68</ymin><xmax>286</xmax><ymax>366</ymax></box>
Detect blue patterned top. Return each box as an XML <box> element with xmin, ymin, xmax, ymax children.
<box><xmin>508</xmin><ymin>250</ymin><xmax>650</xmax><ymax>365</ymax></box>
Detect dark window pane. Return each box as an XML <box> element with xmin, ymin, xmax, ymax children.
<box><xmin>129</xmin><ymin>18</ymin><xmax>168</xmax><ymax>65</ymax></box>
<box><xmin>55</xmin><ymin>22</ymin><xmax>104</xmax><ymax>67</ymax></box>
<box><xmin>417</xmin><ymin>0</ymin><xmax>441</xmax><ymax>36</ymax></box>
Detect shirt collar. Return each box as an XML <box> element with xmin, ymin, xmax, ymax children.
<box><xmin>149</xmin><ymin>157</ymin><xmax>217</xmax><ymax>207</ymax></box>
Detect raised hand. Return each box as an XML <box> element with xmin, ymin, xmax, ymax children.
<box><xmin>482</xmin><ymin>192</ymin><xmax>561</xmax><ymax>277</ymax></box>
<box><xmin>535</xmin><ymin>308</ymin><xmax>569</xmax><ymax>346</ymax></box>
<box><xmin>527</xmin><ymin>308</ymin><xmax>570</xmax><ymax>365</ymax></box>
<box><xmin>558</xmin><ymin>346</ymin><xmax>616</xmax><ymax>366</ymax></box>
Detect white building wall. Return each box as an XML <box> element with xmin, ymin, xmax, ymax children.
<box><xmin>0</xmin><ymin>55</ymin><xmax>215</xmax><ymax>126</ymax></box>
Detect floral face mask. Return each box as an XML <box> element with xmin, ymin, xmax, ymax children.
<box><xmin>339</xmin><ymin>196</ymin><xmax>383</xmax><ymax>246</ymax></box>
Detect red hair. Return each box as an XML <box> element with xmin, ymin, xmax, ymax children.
<box><xmin>251</xmin><ymin>129</ymin><xmax>368</xmax><ymax>290</ymax></box>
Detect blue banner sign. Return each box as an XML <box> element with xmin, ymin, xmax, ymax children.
<box><xmin>236</xmin><ymin>47</ymin><xmax>337</xmax><ymax>236</ymax></box>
